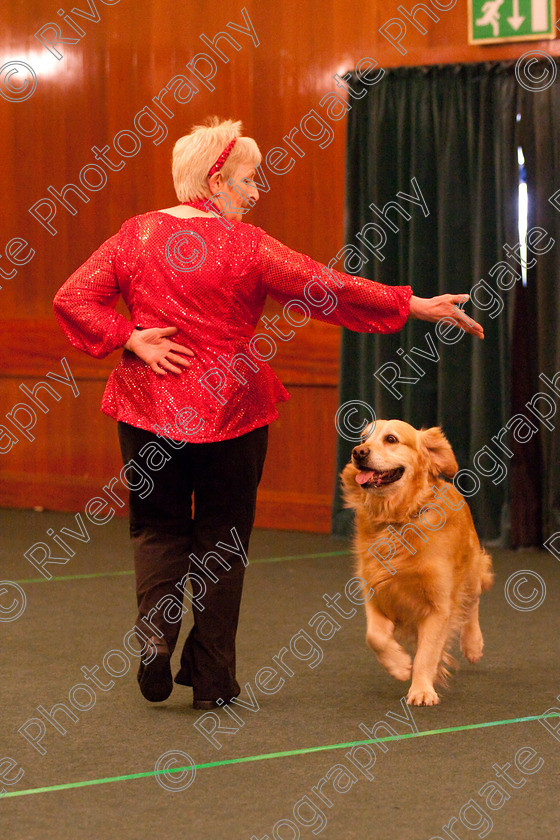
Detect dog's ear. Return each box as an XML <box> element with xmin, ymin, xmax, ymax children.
<box><xmin>421</xmin><ymin>427</ymin><xmax>458</xmax><ymax>478</ymax></box>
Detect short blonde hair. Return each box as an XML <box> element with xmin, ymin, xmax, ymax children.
<box><xmin>172</xmin><ymin>117</ymin><xmax>262</xmax><ymax>202</ymax></box>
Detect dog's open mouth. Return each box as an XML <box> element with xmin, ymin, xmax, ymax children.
<box><xmin>355</xmin><ymin>467</ymin><xmax>405</xmax><ymax>488</ymax></box>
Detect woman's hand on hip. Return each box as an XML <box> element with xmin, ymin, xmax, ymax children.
<box><xmin>408</xmin><ymin>294</ymin><xmax>484</xmax><ymax>339</ymax></box>
<box><xmin>124</xmin><ymin>326</ymin><xmax>194</xmax><ymax>375</ymax></box>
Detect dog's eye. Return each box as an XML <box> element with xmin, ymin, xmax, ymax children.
<box><xmin>385</xmin><ymin>434</ymin><xmax>398</xmax><ymax>444</ymax></box>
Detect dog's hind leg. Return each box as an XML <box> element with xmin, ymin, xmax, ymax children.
<box><xmin>407</xmin><ymin>609</ymin><xmax>451</xmax><ymax>706</ymax></box>
<box><xmin>460</xmin><ymin>596</ymin><xmax>484</xmax><ymax>663</ymax></box>
<box><xmin>364</xmin><ymin>600</ymin><xmax>412</xmax><ymax>682</ymax></box>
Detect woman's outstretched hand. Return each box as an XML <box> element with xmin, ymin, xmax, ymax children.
<box><xmin>409</xmin><ymin>294</ymin><xmax>484</xmax><ymax>339</ymax></box>
<box><xmin>124</xmin><ymin>326</ymin><xmax>194</xmax><ymax>375</ymax></box>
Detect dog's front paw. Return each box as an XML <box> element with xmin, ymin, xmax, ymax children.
<box><xmin>406</xmin><ymin>685</ymin><xmax>440</xmax><ymax>706</ymax></box>
<box><xmin>461</xmin><ymin>630</ymin><xmax>484</xmax><ymax>663</ymax></box>
<box><xmin>373</xmin><ymin>643</ymin><xmax>412</xmax><ymax>682</ymax></box>
<box><xmin>387</xmin><ymin>657</ymin><xmax>413</xmax><ymax>682</ymax></box>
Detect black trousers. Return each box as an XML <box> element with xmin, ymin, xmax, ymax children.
<box><xmin>117</xmin><ymin>421</ymin><xmax>268</xmax><ymax>700</ymax></box>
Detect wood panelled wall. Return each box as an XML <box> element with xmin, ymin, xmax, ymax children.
<box><xmin>1</xmin><ymin>0</ymin><xmax>559</xmax><ymax>531</ymax></box>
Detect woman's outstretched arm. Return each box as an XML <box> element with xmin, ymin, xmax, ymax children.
<box><xmin>409</xmin><ymin>294</ymin><xmax>484</xmax><ymax>339</ymax></box>
<box><xmin>256</xmin><ymin>229</ymin><xmax>483</xmax><ymax>339</ymax></box>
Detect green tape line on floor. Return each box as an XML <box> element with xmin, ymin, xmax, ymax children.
<box><xmin>3</xmin><ymin>712</ymin><xmax>558</xmax><ymax>800</ymax></box>
<box><xmin>13</xmin><ymin>550</ymin><xmax>351</xmax><ymax>584</ymax></box>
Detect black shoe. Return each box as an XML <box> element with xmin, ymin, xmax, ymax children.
<box><xmin>137</xmin><ymin>637</ymin><xmax>172</xmax><ymax>702</ymax></box>
<box><xmin>174</xmin><ymin>666</ymin><xmax>191</xmax><ymax>687</ymax></box>
<box><xmin>192</xmin><ymin>699</ymin><xmax>220</xmax><ymax>710</ymax></box>
<box><xmin>192</xmin><ymin>692</ymin><xmax>240</xmax><ymax>710</ymax></box>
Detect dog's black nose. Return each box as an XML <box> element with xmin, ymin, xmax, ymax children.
<box><xmin>352</xmin><ymin>445</ymin><xmax>370</xmax><ymax>461</ymax></box>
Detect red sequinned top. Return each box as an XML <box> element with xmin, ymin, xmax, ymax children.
<box><xmin>53</xmin><ymin>213</ymin><xmax>412</xmax><ymax>443</ymax></box>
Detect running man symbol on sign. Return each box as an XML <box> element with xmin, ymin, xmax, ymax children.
<box><xmin>476</xmin><ymin>0</ymin><xmax>505</xmax><ymax>35</ymax></box>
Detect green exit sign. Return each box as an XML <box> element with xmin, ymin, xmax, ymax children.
<box><xmin>469</xmin><ymin>0</ymin><xmax>557</xmax><ymax>43</ymax></box>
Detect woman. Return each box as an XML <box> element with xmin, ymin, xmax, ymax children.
<box><xmin>53</xmin><ymin>117</ymin><xmax>483</xmax><ymax>710</ymax></box>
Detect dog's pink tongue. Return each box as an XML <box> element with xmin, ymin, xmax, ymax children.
<box><xmin>356</xmin><ymin>470</ymin><xmax>375</xmax><ymax>485</ymax></box>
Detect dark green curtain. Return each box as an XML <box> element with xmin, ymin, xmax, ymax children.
<box><xmin>332</xmin><ymin>62</ymin><xmax>520</xmax><ymax>541</ymax></box>
<box><xmin>517</xmin><ymin>73</ymin><xmax>560</xmax><ymax>545</ymax></box>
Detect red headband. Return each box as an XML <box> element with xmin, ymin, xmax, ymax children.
<box><xmin>207</xmin><ymin>138</ymin><xmax>237</xmax><ymax>179</ymax></box>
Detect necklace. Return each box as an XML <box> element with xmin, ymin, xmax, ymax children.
<box><xmin>180</xmin><ymin>197</ymin><xmax>221</xmax><ymax>214</ymax></box>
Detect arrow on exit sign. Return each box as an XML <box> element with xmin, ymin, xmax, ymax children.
<box><xmin>508</xmin><ymin>0</ymin><xmax>525</xmax><ymax>30</ymax></box>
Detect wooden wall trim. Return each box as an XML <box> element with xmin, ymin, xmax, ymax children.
<box><xmin>0</xmin><ymin>318</ymin><xmax>341</xmax><ymax>385</ymax></box>
<box><xmin>254</xmin><ymin>489</ymin><xmax>334</xmax><ymax>533</ymax></box>
<box><xmin>0</xmin><ymin>472</ymin><xmax>334</xmax><ymax>534</ymax></box>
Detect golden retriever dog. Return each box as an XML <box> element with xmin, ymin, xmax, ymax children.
<box><xmin>341</xmin><ymin>419</ymin><xmax>493</xmax><ymax>706</ymax></box>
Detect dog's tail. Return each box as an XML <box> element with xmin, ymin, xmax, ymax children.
<box><xmin>479</xmin><ymin>548</ymin><xmax>494</xmax><ymax>592</ymax></box>
<box><xmin>436</xmin><ymin>648</ymin><xmax>456</xmax><ymax>687</ymax></box>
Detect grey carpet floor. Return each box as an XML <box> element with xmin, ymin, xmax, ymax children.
<box><xmin>1</xmin><ymin>508</ymin><xmax>559</xmax><ymax>839</ymax></box>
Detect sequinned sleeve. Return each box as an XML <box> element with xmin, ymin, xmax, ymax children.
<box><xmin>53</xmin><ymin>234</ymin><xmax>135</xmax><ymax>359</ymax></box>
<box><xmin>255</xmin><ymin>230</ymin><xmax>412</xmax><ymax>334</ymax></box>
